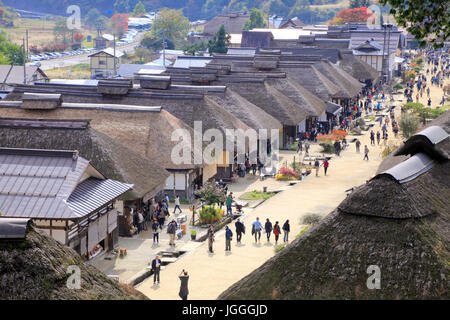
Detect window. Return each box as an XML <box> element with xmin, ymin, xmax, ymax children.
<box><xmin>99</xmin><ymin>60</ymin><xmax>106</xmax><ymax>65</ymax></box>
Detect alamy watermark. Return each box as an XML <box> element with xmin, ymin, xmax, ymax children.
<box><xmin>66</xmin><ymin>5</ymin><xmax>81</xmax><ymax>30</ymax></box>
<box><xmin>66</xmin><ymin>265</ymin><xmax>81</xmax><ymax>289</ymax></box>
<box><xmin>366</xmin><ymin>265</ymin><xmax>381</xmax><ymax>289</ymax></box>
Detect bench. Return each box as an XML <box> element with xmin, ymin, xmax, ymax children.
<box><xmin>176</xmin><ymin>214</ymin><xmax>187</xmax><ymax>224</ymax></box>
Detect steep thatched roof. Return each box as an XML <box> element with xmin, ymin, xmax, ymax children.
<box><xmin>0</xmin><ymin>118</ymin><xmax>169</xmax><ymax>200</ymax></box>
<box><xmin>0</xmin><ymin>102</ymin><xmax>200</xmax><ymax>171</ymax></box>
<box><xmin>339</xmin><ymin>52</ymin><xmax>380</xmax><ymax>83</ymax></box>
<box><xmin>0</xmin><ymin>220</ymin><xmax>147</xmax><ymax>300</ymax></box>
<box><xmin>313</xmin><ymin>60</ymin><xmax>362</xmax><ymax>99</ymax></box>
<box><xmin>277</xmin><ymin>64</ymin><xmax>341</xmax><ymax>102</ymax></box>
<box><xmin>203</xmin><ymin>12</ymin><xmax>250</xmax><ymax>35</ymax></box>
<box><xmin>218</xmin><ymin>117</ymin><xmax>450</xmax><ymax>300</ymax></box>
<box><xmin>267</xmin><ymin>77</ymin><xmax>327</xmax><ymax>117</ymax></box>
<box><xmin>206</xmin><ymin>88</ymin><xmax>282</xmax><ymax>131</ymax></box>
<box><xmin>214</xmin><ymin>80</ymin><xmax>308</xmax><ymax>126</ymax></box>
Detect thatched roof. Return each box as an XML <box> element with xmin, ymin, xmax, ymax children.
<box><xmin>0</xmin><ymin>220</ymin><xmax>147</xmax><ymax>300</ymax></box>
<box><xmin>218</xmin><ymin>117</ymin><xmax>450</xmax><ymax>300</ymax></box>
<box><xmin>0</xmin><ymin>118</ymin><xmax>169</xmax><ymax>200</ymax></box>
<box><xmin>206</xmin><ymin>88</ymin><xmax>282</xmax><ymax>131</ymax></box>
<box><xmin>203</xmin><ymin>12</ymin><xmax>250</xmax><ymax>35</ymax></box>
<box><xmin>0</xmin><ymin>102</ymin><xmax>200</xmax><ymax>171</ymax></box>
<box><xmin>339</xmin><ymin>52</ymin><xmax>380</xmax><ymax>82</ymax></box>
<box><xmin>216</xmin><ymin>80</ymin><xmax>308</xmax><ymax>126</ymax></box>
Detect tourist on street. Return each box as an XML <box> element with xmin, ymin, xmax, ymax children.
<box><xmin>383</xmin><ymin>131</ymin><xmax>389</xmax><ymax>145</ymax></box>
<box><xmin>323</xmin><ymin>159</ymin><xmax>329</xmax><ymax>176</ymax></box>
<box><xmin>264</xmin><ymin>218</ymin><xmax>273</xmax><ymax>242</ymax></box>
<box><xmin>225</xmin><ymin>226</ymin><xmax>233</xmax><ymax>251</ymax></box>
<box><xmin>305</xmin><ymin>140</ymin><xmax>310</xmax><ymax>155</ymax></box>
<box><xmin>314</xmin><ymin>158</ymin><xmax>320</xmax><ymax>177</ymax></box>
<box><xmin>157</xmin><ymin>206</ymin><xmax>165</xmax><ymax>229</ymax></box>
<box><xmin>178</xmin><ymin>270</ymin><xmax>189</xmax><ymax>300</ymax></box>
<box><xmin>355</xmin><ymin>139</ymin><xmax>361</xmax><ymax>153</ymax></box>
<box><xmin>370</xmin><ymin>130</ymin><xmax>375</xmax><ymax>145</ymax></box>
<box><xmin>152</xmin><ymin>219</ymin><xmax>160</xmax><ymax>244</ymax></box>
<box><xmin>393</xmin><ymin>124</ymin><xmax>399</xmax><ymax>137</ymax></box>
<box><xmin>173</xmin><ymin>195</ymin><xmax>182</xmax><ymax>214</ymax></box>
<box><xmin>428</xmin><ymin>98</ymin><xmax>432</xmax><ymax>107</ymax></box>
<box><xmin>151</xmin><ymin>255</ymin><xmax>161</xmax><ymax>285</ymax></box>
<box><xmin>282</xmin><ymin>220</ymin><xmax>290</xmax><ymax>243</ymax></box>
<box><xmin>364</xmin><ymin>145</ymin><xmax>369</xmax><ymax>161</ymax></box>
<box><xmin>297</xmin><ymin>140</ymin><xmax>303</xmax><ymax>153</ymax></box>
<box><xmin>167</xmin><ymin>220</ymin><xmax>177</xmax><ymax>246</ymax></box>
<box><xmin>207</xmin><ymin>225</ymin><xmax>215</xmax><ymax>253</ymax></box>
<box><xmin>226</xmin><ymin>193</ymin><xmax>233</xmax><ymax>217</ymax></box>
<box><xmin>376</xmin><ymin>131</ymin><xmax>381</xmax><ymax>145</ymax></box>
<box><xmin>273</xmin><ymin>221</ymin><xmax>281</xmax><ymax>244</ymax></box>
<box><xmin>252</xmin><ymin>217</ymin><xmax>263</xmax><ymax>243</ymax></box>
<box><xmin>235</xmin><ymin>218</ymin><xmax>245</xmax><ymax>243</ymax></box>
<box><xmin>164</xmin><ymin>194</ymin><xmax>170</xmax><ymax>211</ymax></box>
<box><xmin>334</xmin><ymin>140</ymin><xmax>341</xmax><ymax>156</ymax></box>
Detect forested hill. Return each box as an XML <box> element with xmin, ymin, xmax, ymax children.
<box><xmin>2</xmin><ymin>0</ymin><xmax>342</xmax><ymax>21</ymax></box>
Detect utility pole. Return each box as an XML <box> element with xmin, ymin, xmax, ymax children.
<box><xmin>113</xmin><ymin>33</ymin><xmax>117</xmax><ymax>77</ymax></box>
<box><xmin>386</xmin><ymin>24</ymin><xmax>392</xmax><ymax>83</ymax></box>
<box><xmin>26</xmin><ymin>29</ymin><xmax>29</xmax><ymax>61</ymax></box>
<box><xmin>162</xmin><ymin>29</ymin><xmax>167</xmax><ymax>68</ymax></box>
<box><xmin>22</xmin><ymin>38</ymin><xmax>26</xmax><ymax>84</ymax></box>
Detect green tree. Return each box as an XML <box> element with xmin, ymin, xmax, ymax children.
<box><xmin>84</xmin><ymin>8</ymin><xmax>102</xmax><ymax>27</ymax></box>
<box><xmin>0</xmin><ymin>32</ymin><xmax>24</xmax><ymax>65</ymax></box>
<box><xmin>141</xmin><ymin>33</ymin><xmax>175</xmax><ymax>50</ymax></box>
<box><xmin>151</xmin><ymin>8</ymin><xmax>191</xmax><ymax>42</ymax></box>
<box><xmin>133</xmin><ymin>1</ymin><xmax>146</xmax><ymax>16</ymax></box>
<box><xmin>380</xmin><ymin>0</ymin><xmax>449</xmax><ymax>47</ymax></box>
<box><xmin>134</xmin><ymin>47</ymin><xmax>152</xmax><ymax>63</ymax></box>
<box><xmin>243</xmin><ymin>8</ymin><xmax>266</xmax><ymax>31</ymax></box>
<box><xmin>208</xmin><ymin>25</ymin><xmax>230</xmax><ymax>54</ymax></box>
<box><xmin>183</xmin><ymin>42</ymin><xmax>207</xmax><ymax>56</ymax></box>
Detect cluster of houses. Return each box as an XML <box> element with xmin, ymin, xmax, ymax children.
<box><xmin>0</xmin><ymin>17</ymin><xmax>412</xmax><ymax>260</ymax></box>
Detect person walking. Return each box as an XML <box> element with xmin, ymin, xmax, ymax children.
<box><xmin>314</xmin><ymin>158</ymin><xmax>320</xmax><ymax>177</ymax></box>
<box><xmin>167</xmin><ymin>220</ymin><xmax>177</xmax><ymax>246</ymax></box>
<box><xmin>282</xmin><ymin>220</ymin><xmax>290</xmax><ymax>243</ymax></box>
<box><xmin>376</xmin><ymin>131</ymin><xmax>381</xmax><ymax>145</ymax></box>
<box><xmin>252</xmin><ymin>217</ymin><xmax>263</xmax><ymax>243</ymax></box>
<box><xmin>226</xmin><ymin>193</ymin><xmax>233</xmax><ymax>217</ymax></box>
<box><xmin>151</xmin><ymin>255</ymin><xmax>162</xmax><ymax>285</ymax></box>
<box><xmin>273</xmin><ymin>221</ymin><xmax>281</xmax><ymax>245</ymax></box>
<box><xmin>323</xmin><ymin>159</ymin><xmax>329</xmax><ymax>176</ymax></box>
<box><xmin>235</xmin><ymin>218</ymin><xmax>245</xmax><ymax>243</ymax></box>
<box><xmin>370</xmin><ymin>130</ymin><xmax>375</xmax><ymax>145</ymax></box>
<box><xmin>152</xmin><ymin>219</ymin><xmax>160</xmax><ymax>244</ymax></box>
<box><xmin>364</xmin><ymin>145</ymin><xmax>369</xmax><ymax>161</ymax></box>
<box><xmin>297</xmin><ymin>140</ymin><xmax>303</xmax><ymax>154</ymax></box>
<box><xmin>225</xmin><ymin>226</ymin><xmax>233</xmax><ymax>251</ymax></box>
<box><xmin>207</xmin><ymin>225</ymin><xmax>215</xmax><ymax>253</ymax></box>
<box><xmin>355</xmin><ymin>139</ymin><xmax>361</xmax><ymax>153</ymax></box>
<box><xmin>305</xmin><ymin>140</ymin><xmax>310</xmax><ymax>155</ymax></box>
<box><xmin>264</xmin><ymin>218</ymin><xmax>273</xmax><ymax>242</ymax></box>
<box><xmin>383</xmin><ymin>131</ymin><xmax>389</xmax><ymax>145</ymax></box>
<box><xmin>173</xmin><ymin>195</ymin><xmax>182</xmax><ymax>214</ymax></box>
<box><xmin>178</xmin><ymin>270</ymin><xmax>189</xmax><ymax>300</ymax></box>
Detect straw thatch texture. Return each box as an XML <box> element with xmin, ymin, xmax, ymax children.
<box><xmin>278</xmin><ymin>64</ymin><xmax>340</xmax><ymax>102</ymax></box>
<box><xmin>0</xmin><ymin>105</ymin><xmax>199</xmax><ymax>171</ymax></box>
<box><xmin>207</xmin><ymin>88</ymin><xmax>282</xmax><ymax>131</ymax></box>
<box><xmin>217</xmin><ymin>81</ymin><xmax>308</xmax><ymax>126</ymax></box>
<box><xmin>0</xmin><ymin>222</ymin><xmax>147</xmax><ymax>300</ymax></box>
<box><xmin>339</xmin><ymin>52</ymin><xmax>380</xmax><ymax>82</ymax></box>
<box><xmin>313</xmin><ymin>61</ymin><xmax>362</xmax><ymax>99</ymax></box>
<box><xmin>218</xmin><ymin>117</ymin><xmax>450</xmax><ymax>300</ymax></box>
<box><xmin>0</xmin><ymin>119</ymin><xmax>169</xmax><ymax>200</ymax></box>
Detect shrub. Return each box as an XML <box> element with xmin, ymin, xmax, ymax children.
<box><xmin>381</xmin><ymin>145</ymin><xmax>398</xmax><ymax>158</ymax></box>
<box><xmin>296</xmin><ymin>225</ymin><xmax>311</xmax><ymax>238</ymax></box>
<box><xmin>393</xmin><ymin>83</ymin><xmax>403</xmax><ymax>90</ymax></box>
<box><xmin>302</xmin><ymin>213</ymin><xmax>323</xmax><ymax>225</ymax></box>
<box><xmin>198</xmin><ymin>205</ymin><xmax>224</xmax><ymax>224</ymax></box>
<box><xmin>274</xmin><ymin>244</ymin><xmax>285</xmax><ymax>253</ymax></box>
<box><xmin>399</xmin><ymin>113</ymin><xmax>419</xmax><ymax>139</ymax></box>
<box><xmin>319</xmin><ymin>142</ymin><xmax>334</xmax><ymax>154</ymax></box>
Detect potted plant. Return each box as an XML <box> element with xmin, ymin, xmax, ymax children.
<box><xmin>191</xmin><ymin>230</ymin><xmax>197</xmax><ymax>240</ymax></box>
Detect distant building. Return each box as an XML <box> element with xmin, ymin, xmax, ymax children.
<box><xmin>88</xmin><ymin>48</ymin><xmax>123</xmax><ymax>78</ymax></box>
<box><xmin>93</xmin><ymin>34</ymin><xmax>115</xmax><ymax>50</ymax></box>
<box><xmin>203</xmin><ymin>11</ymin><xmax>250</xmax><ymax>36</ymax></box>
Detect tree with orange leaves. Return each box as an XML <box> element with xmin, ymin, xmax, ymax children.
<box><xmin>334</xmin><ymin>7</ymin><xmax>373</xmax><ymax>24</ymax></box>
<box><xmin>111</xmin><ymin>13</ymin><xmax>128</xmax><ymax>37</ymax></box>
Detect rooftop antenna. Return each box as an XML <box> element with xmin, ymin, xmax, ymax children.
<box><xmin>22</xmin><ymin>38</ymin><xmax>26</xmax><ymax>84</ymax></box>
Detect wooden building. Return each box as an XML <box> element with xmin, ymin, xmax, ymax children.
<box><xmin>88</xmin><ymin>48</ymin><xmax>123</xmax><ymax>78</ymax></box>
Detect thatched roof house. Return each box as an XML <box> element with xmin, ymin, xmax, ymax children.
<box><xmin>0</xmin><ymin>118</ymin><xmax>169</xmax><ymax>201</ymax></box>
<box><xmin>339</xmin><ymin>51</ymin><xmax>380</xmax><ymax>83</ymax></box>
<box><xmin>0</xmin><ymin>219</ymin><xmax>146</xmax><ymax>300</ymax></box>
<box><xmin>203</xmin><ymin>12</ymin><xmax>250</xmax><ymax>35</ymax></box>
<box><xmin>219</xmin><ymin>114</ymin><xmax>450</xmax><ymax>300</ymax></box>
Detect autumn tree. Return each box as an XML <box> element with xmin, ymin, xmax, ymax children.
<box><xmin>73</xmin><ymin>32</ymin><xmax>84</xmax><ymax>43</ymax></box>
<box><xmin>111</xmin><ymin>13</ymin><xmax>129</xmax><ymax>37</ymax></box>
<box><xmin>335</xmin><ymin>7</ymin><xmax>373</xmax><ymax>24</ymax></box>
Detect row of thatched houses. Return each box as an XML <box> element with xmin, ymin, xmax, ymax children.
<box><xmin>0</xmin><ymin>45</ymin><xmax>375</xmax><ymax>258</ymax></box>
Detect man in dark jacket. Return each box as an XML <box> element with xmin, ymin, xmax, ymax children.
<box><xmin>235</xmin><ymin>219</ymin><xmax>245</xmax><ymax>243</ymax></box>
<box><xmin>151</xmin><ymin>255</ymin><xmax>162</xmax><ymax>284</ymax></box>
<box><xmin>167</xmin><ymin>220</ymin><xmax>177</xmax><ymax>246</ymax></box>
<box><xmin>225</xmin><ymin>226</ymin><xmax>233</xmax><ymax>251</ymax></box>
<box><xmin>264</xmin><ymin>218</ymin><xmax>273</xmax><ymax>242</ymax></box>
<box><xmin>282</xmin><ymin>220</ymin><xmax>290</xmax><ymax>243</ymax></box>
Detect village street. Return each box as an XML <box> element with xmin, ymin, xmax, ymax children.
<box><xmin>135</xmin><ymin>97</ymin><xmax>408</xmax><ymax>300</ymax></box>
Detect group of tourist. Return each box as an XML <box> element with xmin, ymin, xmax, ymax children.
<box><xmin>205</xmin><ymin>217</ymin><xmax>291</xmax><ymax>254</ymax></box>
